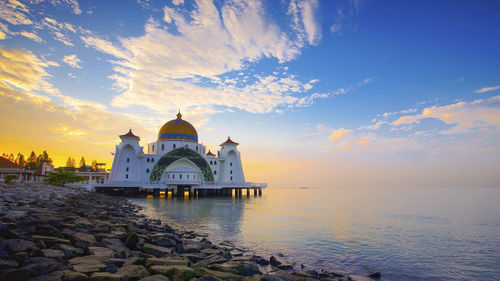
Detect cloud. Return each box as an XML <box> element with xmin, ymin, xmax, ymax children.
<box><xmin>329</xmin><ymin>128</ymin><xmax>350</xmax><ymax>143</ymax></box>
<box><xmin>32</xmin><ymin>0</ymin><xmax>82</xmax><ymax>14</ymax></box>
<box><xmin>391</xmin><ymin>96</ymin><xmax>500</xmax><ymax>134</ymax></box>
<box><xmin>0</xmin><ymin>0</ymin><xmax>32</xmax><ymax>25</ymax></box>
<box><xmin>172</xmin><ymin>0</ymin><xmax>184</xmax><ymax>5</ymax></box>
<box><xmin>81</xmin><ymin>0</ymin><xmax>325</xmax><ymax>116</ymax></box>
<box><xmin>288</xmin><ymin>0</ymin><xmax>321</xmax><ymax>45</ymax></box>
<box><xmin>473</xmin><ymin>84</ymin><xmax>500</xmax><ymax>94</ymax></box>
<box><xmin>41</xmin><ymin>17</ymin><xmax>77</xmax><ymax>46</ymax></box>
<box><xmin>0</xmin><ymin>47</ymin><xmax>58</xmax><ymax>94</ymax></box>
<box><xmin>63</xmin><ymin>54</ymin><xmax>82</xmax><ymax>68</ymax></box>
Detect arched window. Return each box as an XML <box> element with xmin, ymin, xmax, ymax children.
<box><xmin>187</xmin><ymin>174</ymin><xmax>190</xmax><ymax>179</ymax></box>
<box><xmin>230</xmin><ymin>176</ymin><xmax>232</xmax><ymax>181</ymax></box>
<box><xmin>162</xmin><ymin>144</ymin><xmax>164</xmax><ymax>151</ymax></box>
<box><xmin>214</xmin><ymin>170</ymin><xmax>217</xmax><ymax>175</ymax></box>
<box><xmin>126</xmin><ymin>174</ymin><xmax>128</xmax><ymax>179</ymax></box>
<box><xmin>173</xmin><ymin>144</ymin><xmax>176</xmax><ymax>149</ymax></box>
<box><xmin>210</xmin><ymin>160</ymin><xmax>213</xmax><ymax>165</ymax></box>
<box><xmin>180</xmin><ymin>174</ymin><xmax>182</xmax><ymax>179</ymax></box>
<box><xmin>185</xmin><ymin>144</ymin><xmax>188</xmax><ymax>148</ymax></box>
<box><xmin>196</xmin><ymin>146</ymin><xmax>198</xmax><ymax>151</ymax></box>
<box><xmin>147</xmin><ymin>158</ymin><xmax>150</xmax><ymax>163</ymax></box>
<box><xmin>172</xmin><ymin>174</ymin><xmax>175</xmax><ymax>179</ymax></box>
<box><xmin>127</xmin><ymin>158</ymin><xmax>130</xmax><ymax>163</ymax></box>
<box><xmin>126</xmin><ymin>167</ymin><xmax>129</xmax><ymax>172</ymax></box>
<box><xmin>152</xmin><ymin>158</ymin><xmax>154</xmax><ymax>163</ymax></box>
<box><xmin>146</xmin><ymin>168</ymin><xmax>150</xmax><ymax>174</ymax></box>
<box><xmin>194</xmin><ymin>175</ymin><xmax>196</xmax><ymax>179</ymax></box>
<box><xmin>230</xmin><ymin>162</ymin><xmax>232</xmax><ymax>166</ymax></box>
<box><xmin>214</xmin><ymin>161</ymin><xmax>217</xmax><ymax>165</ymax></box>
<box><xmin>168</xmin><ymin>174</ymin><xmax>170</xmax><ymax>179</ymax></box>
<box><xmin>230</xmin><ymin>170</ymin><xmax>232</xmax><ymax>174</ymax></box>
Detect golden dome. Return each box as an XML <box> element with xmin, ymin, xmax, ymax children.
<box><xmin>158</xmin><ymin>112</ymin><xmax>198</xmax><ymax>142</ymax></box>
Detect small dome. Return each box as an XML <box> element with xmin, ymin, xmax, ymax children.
<box><xmin>158</xmin><ymin>112</ymin><xmax>198</xmax><ymax>142</ymax></box>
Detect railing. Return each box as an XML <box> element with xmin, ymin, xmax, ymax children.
<box><xmin>95</xmin><ymin>180</ymin><xmax>267</xmax><ymax>189</ymax></box>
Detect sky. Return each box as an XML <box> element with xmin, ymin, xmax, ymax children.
<box><xmin>1</xmin><ymin>0</ymin><xmax>499</xmax><ymax>188</ymax></box>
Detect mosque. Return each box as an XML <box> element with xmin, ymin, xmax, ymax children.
<box><xmin>97</xmin><ymin>112</ymin><xmax>266</xmax><ymax>197</ymax></box>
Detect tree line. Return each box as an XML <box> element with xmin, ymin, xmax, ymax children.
<box><xmin>1</xmin><ymin>151</ymin><xmax>100</xmax><ymax>172</ymax></box>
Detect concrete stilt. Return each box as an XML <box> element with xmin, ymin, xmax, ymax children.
<box><xmin>253</xmin><ymin>188</ymin><xmax>257</xmax><ymax>196</ymax></box>
<box><xmin>153</xmin><ymin>188</ymin><xmax>160</xmax><ymax>197</ymax></box>
<box><xmin>258</xmin><ymin>188</ymin><xmax>262</xmax><ymax>196</ymax></box>
<box><xmin>246</xmin><ymin>188</ymin><xmax>250</xmax><ymax>196</ymax></box>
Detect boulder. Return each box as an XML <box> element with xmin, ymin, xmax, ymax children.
<box><xmin>4</xmin><ymin>239</ymin><xmax>38</xmax><ymax>253</ymax></box>
<box><xmin>124</xmin><ymin>232</ymin><xmax>140</xmax><ymax>249</ymax></box>
<box><xmin>42</xmin><ymin>249</ymin><xmax>66</xmax><ymax>260</ymax></box>
<box><xmin>269</xmin><ymin>256</ymin><xmax>281</xmax><ymax>267</ymax></box>
<box><xmin>115</xmin><ymin>264</ymin><xmax>150</xmax><ymax>281</ymax></box>
<box><xmin>137</xmin><ymin>274</ymin><xmax>170</xmax><ymax>281</ymax></box>
<box><xmin>62</xmin><ymin>270</ymin><xmax>88</xmax><ymax>281</ymax></box>
<box><xmin>142</xmin><ymin>243</ymin><xmax>171</xmax><ymax>257</ymax></box>
<box><xmin>28</xmin><ymin>270</ymin><xmax>64</xmax><ymax>281</ymax></box>
<box><xmin>89</xmin><ymin>272</ymin><xmax>125</xmax><ymax>281</ymax></box>
<box><xmin>196</xmin><ymin>268</ymin><xmax>241</xmax><ymax>281</ymax></box>
<box><xmin>32</xmin><ymin>235</ymin><xmax>71</xmax><ymax>247</ymax></box>
<box><xmin>73</xmin><ymin>232</ymin><xmax>97</xmax><ymax>248</ymax></box>
<box><xmin>150</xmin><ymin>265</ymin><xmax>195</xmax><ymax>281</ymax></box>
<box><xmin>146</xmin><ymin>257</ymin><xmax>189</xmax><ymax>267</ymax></box>
<box><xmin>68</xmin><ymin>256</ymin><xmax>107</xmax><ymax>274</ymax></box>
<box><xmin>102</xmin><ymin>238</ymin><xmax>129</xmax><ymax>257</ymax></box>
<box><xmin>211</xmin><ymin>261</ymin><xmax>261</xmax><ymax>276</ymax></box>
<box><xmin>88</xmin><ymin>246</ymin><xmax>115</xmax><ymax>257</ymax></box>
<box><xmin>56</xmin><ymin>244</ymin><xmax>84</xmax><ymax>259</ymax></box>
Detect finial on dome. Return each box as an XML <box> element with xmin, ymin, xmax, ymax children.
<box><xmin>177</xmin><ymin>110</ymin><xmax>182</xmax><ymax>119</ymax></box>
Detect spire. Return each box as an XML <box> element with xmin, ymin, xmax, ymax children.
<box><xmin>176</xmin><ymin>110</ymin><xmax>182</xmax><ymax>119</ymax></box>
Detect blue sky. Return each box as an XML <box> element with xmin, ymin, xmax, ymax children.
<box><xmin>1</xmin><ymin>0</ymin><xmax>499</xmax><ymax>188</ymax></box>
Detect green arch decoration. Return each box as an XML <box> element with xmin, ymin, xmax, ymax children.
<box><xmin>149</xmin><ymin>147</ymin><xmax>214</xmax><ymax>182</ymax></box>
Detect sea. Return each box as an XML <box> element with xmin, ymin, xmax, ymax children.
<box><xmin>130</xmin><ymin>187</ymin><xmax>500</xmax><ymax>281</ymax></box>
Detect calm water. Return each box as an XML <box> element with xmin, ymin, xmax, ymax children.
<box><xmin>130</xmin><ymin>187</ymin><xmax>500</xmax><ymax>281</ymax></box>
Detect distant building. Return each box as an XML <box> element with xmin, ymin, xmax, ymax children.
<box><xmin>98</xmin><ymin>112</ymin><xmax>266</xmax><ymax>196</ymax></box>
<box><xmin>0</xmin><ymin>157</ymin><xmax>52</xmax><ymax>182</ymax></box>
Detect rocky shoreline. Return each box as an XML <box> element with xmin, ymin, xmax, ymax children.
<box><xmin>0</xmin><ymin>182</ymin><xmax>379</xmax><ymax>281</ymax></box>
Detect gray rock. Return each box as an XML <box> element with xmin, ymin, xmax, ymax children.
<box><xmin>89</xmin><ymin>271</ymin><xmax>125</xmax><ymax>281</ymax></box>
<box><xmin>4</xmin><ymin>239</ymin><xmax>38</xmax><ymax>253</ymax></box>
<box><xmin>62</xmin><ymin>270</ymin><xmax>88</xmax><ymax>281</ymax></box>
<box><xmin>124</xmin><ymin>231</ymin><xmax>140</xmax><ymax>249</ymax></box>
<box><xmin>0</xmin><ymin>258</ymin><xmax>19</xmax><ymax>270</ymax></box>
<box><xmin>88</xmin><ymin>246</ymin><xmax>115</xmax><ymax>257</ymax></box>
<box><xmin>269</xmin><ymin>256</ymin><xmax>281</xmax><ymax>267</ymax></box>
<box><xmin>56</xmin><ymin>244</ymin><xmax>84</xmax><ymax>259</ymax></box>
<box><xmin>368</xmin><ymin>272</ymin><xmax>381</xmax><ymax>279</ymax></box>
<box><xmin>115</xmin><ymin>264</ymin><xmax>150</xmax><ymax>281</ymax></box>
<box><xmin>73</xmin><ymin>232</ymin><xmax>97</xmax><ymax>248</ymax></box>
<box><xmin>138</xmin><ymin>274</ymin><xmax>170</xmax><ymax>281</ymax></box>
<box><xmin>68</xmin><ymin>256</ymin><xmax>107</xmax><ymax>274</ymax></box>
<box><xmin>32</xmin><ymin>235</ymin><xmax>71</xmax><ymax>247</ymax></box>
<box><xmin>146</xmin><ymin>257</ymin><xmax>190</xmax><ymax>267</ymax></box>
<box><xmin>28</xmin><ymin>270</ymin><xmax>64</xmax><ymax>281</ymax></box>
<box><xmin>142</xmin><ymin>243</ymin><xmax>171</xmax><ymax>257</ymax></box>
<box><xmin>150</xmin><ymin>265</ymin><xmax>195</xmax><ymax>281</ymax></box>
<box><xmin>195</xmin><ymin>268</ymin><xmax>241</xmax><ymax>281</ymax></box>
<box><xmin>42</xmin><ymin>249</ymin><xmax>66</xmax><ymax>260</ymax></box>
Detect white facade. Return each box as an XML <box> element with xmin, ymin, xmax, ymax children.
<box><xmin>105</xmin><ymin>114</ymin><xmax>261</xmax><ymax>190</ymax></box>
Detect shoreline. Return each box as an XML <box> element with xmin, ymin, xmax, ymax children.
<box><xmin>0</xmin><ymin>182</ymin><xmax>378</xmax><ymax>281</ymax></box>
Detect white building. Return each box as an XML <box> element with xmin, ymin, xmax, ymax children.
<box><xmin>99</xmin><ymin>112</ymin><xmax>266</xmax><ymax>196</ymax></box>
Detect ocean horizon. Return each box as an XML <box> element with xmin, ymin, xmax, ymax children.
<box><xmin>131</xmin><ymin>186</ymin><xmax>500</xmax><ymax>281</ymax></box>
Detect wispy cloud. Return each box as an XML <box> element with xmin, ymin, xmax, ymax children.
<box><xmin>62</xmin><ymin>54</ymin><xmax>81</xmax><ymax>68</ymax></box>
<box><xmin>81</xmin><ymin>0</ymin><xmax>324</xmax><ymax>116</ymax></box>
<box><xmin>473</xmin><ymin>84</ymin><xmax>500</xmax><ymax>94</ymax></box>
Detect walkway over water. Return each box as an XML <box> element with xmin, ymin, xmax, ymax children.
<box><xmin>93</xmin><ymin>181</ymin><xmax>267</xmax><ymax>197</ymax></box>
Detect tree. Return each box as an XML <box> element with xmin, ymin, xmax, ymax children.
<box><xmin>91</xmin><ymin>160</ymin><xmax>98</xmax><ymax>172</ymax></box>
<box><xmin>15</xmin><ymin>153</ymin><xmax>25</xmax><ymax>168</ymax></box>
<box><xmin>8</xmin><ymin>153</ymin><xmax>14</xmax><ymax>163</ymax></box>
<box><xmin>4</xmin><ymin>175</ymin><xmax>18</xmax><ymax>184</ymax></box>
<box><xmin>45</xmin><ymin>171</ymin><xmax>85</xmax><ymax>186</ymax></box>
<box><xmin>78</xmin><ymin>157</ymin><xmax>87</xmax><ymax>171</ymax></box>
<box><xmin>66</xmin><ymin>157</ymin><xmax>72</xmax><ymax>168</ymax></box>
<box><xmin>39</xmin><ymin>151</ymin><xmax>52</xmax><ymax>165</ymax></box>
<box><xmin>26</xmin><ymin>151</ymin><xmax>37</xmax><ymax>170</ymax></box>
